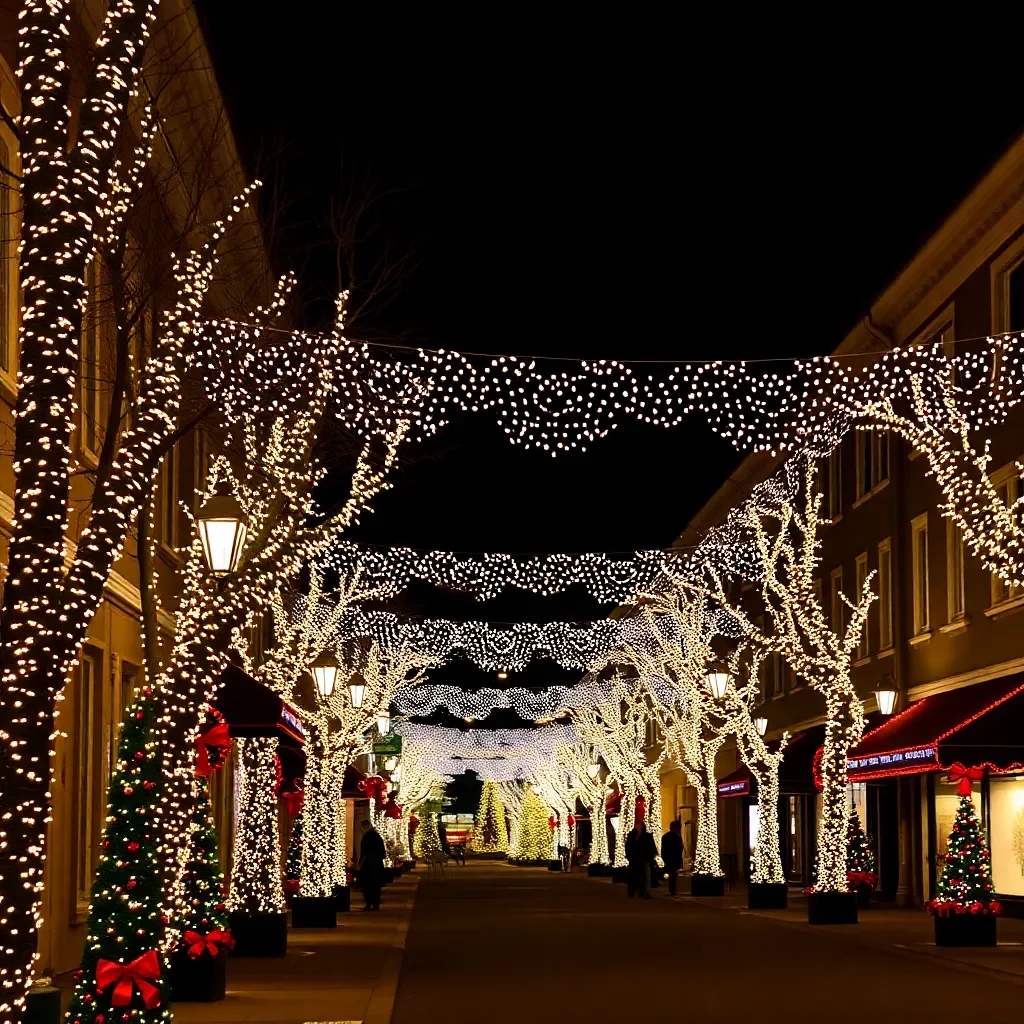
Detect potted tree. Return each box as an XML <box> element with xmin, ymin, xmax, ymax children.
<box><xmin>846</xmin><ymin>810</ymin><xmax>877</xmax><ymax>910</ymax></box>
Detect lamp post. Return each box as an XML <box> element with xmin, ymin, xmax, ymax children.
<box><xmin>705</xmin><ymin>666</ymin><xmax>731</xmax><ymax>701</ymax></box>
<box><xmin>196</xmin><ymin>493</ymin><xmax>247</xmax><ymax>575</ymax></box>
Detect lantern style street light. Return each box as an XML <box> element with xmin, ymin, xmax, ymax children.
<box><xmin>587</xmin><ymin>761</ymin><xmax>601</xmax><ymax>780</ymax></box>
<box><xmin>384</xmin><ymin>756</ymin><xmax>398</xmax><ymax>772</ymax></box>
<box><xmin>311</xmin><ymin>654</ymin><xmax>339</xmax><ymax>700</ymax></box>
<box><xmin>496</xmin><ymin>668</ymin><xmax>509</xmax><ymax>680</ymax></box>
<box><xmin>376</xmin><ymin>711</ymin><xmax>391</xmax><ymax>736</ymax></box>
<box><xmin>348</xmin><ymin>680</ymin><xmax>366</xmax><ymax>709</ymax></box>
<box><xmin>875</xmin><ymin>687</ymin><xmax>897</xmax><ymax>716</ymax></box>
<box><xmin>705</xmin><ymin>666</ymin><xmax>731</xmax><ymax>700</ymax></box>
<box><xmin>196</xmin><ymin>493</ymin><xmax>247</xmax><ymax>575</ymax></box>
<box><xmin>754</xmin><ymin>716</ymin><xmax>768</xmax><ymax>737</ymax></box>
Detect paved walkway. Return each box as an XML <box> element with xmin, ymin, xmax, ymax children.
<box><xmin>391</xmin><ymin>862</ymin><xmax>1024</xmax><ymax>1023</ymax></box>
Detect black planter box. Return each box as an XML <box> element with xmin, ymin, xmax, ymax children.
<box><xmin>170</xmin><ymin>949</ymin><xmax>227</xmax><ymax>1002</ymax></box>
<box><xmin>292</xmin><ymin>895</ymin><xmax>337</xmax><ymax>929</ymax></box>
<box><xmin>547</xmin><ymin>859</ymin><xmax>562</xmax><ymax>871</ymax></box>
<box><xmin>808</xmin><ymin>890</ymin><xmax>858</xmax><ymax>925</ymax></box>
<box><xmin>855</xmin><ymin>884</ymin><xmax>872</xmax><ymax>909</ymax></box>
<box><xmin>611</xmin><ymin>866</ymin><xmax>629</xmax><ymax>883</ymax></box>
<box><xmin>587</xmin><ymin>864</ymin><xmax>606</xmax><ymax>877</ymax></box>
<box><xmin>382</xmin><ymin>867</ymin><xmax>396</xmax><ymax>885</ymax></box>
<box><xmin>691</xmin><ymin>874</ymin><xmax>725</xmax><ymax>897</ymax></box>
<box><xmin>333</xmin><ymin>885</ymin><xmax>351</xmax><ymax>912</ymax></box>
<box><xmin>228</xmin><ymin>911</ymin><xmax>288</xmax><ymax>957</ymax></box>
<box><xmin>748</xmin><ymin>882</ymin><xmax>788</xmax><ymax>909</ymax></box>
<box><xmin>933</xmin><ymin>911</ymin><xmax>997</xmax><ymax>947</ymax></box>
<box><xmin>25</xmin><ymin>985</ymin><xmax>61</xmax><ymax>1024</ymax></box>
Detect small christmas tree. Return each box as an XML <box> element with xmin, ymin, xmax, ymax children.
<box><xmin>929</xmin><ymin>791</ymin><xmax>1000</xmax><ymax>916</ymax></box>
<box><xmin>174</xmin><ymin>781</ymin><xmax>232</xmax><ymax>959</ymax></box>
<box><xmin>413</xmin><ymin>811</ymin><xmax>442</xmax><ymax>859</ymax></box>
<box><xmin>846</xmin><ymin>809</ymin><xmax>876</xmax><ymax>889</ymax></box>
<box><xmin>510</xmin><ymin>789</ymin><xmax>552</xmax><ymax>864</ymax></box>
<box><xmin>285</xmin><ymin>807</ymin><xmax>304</xmax><ymax>894</ymax></box>
<box><xmin>470</xmin><ymin>782</ymin><xmax>509</xmax><ymax>854</ymax></box>
<box><xmin>66</xmin><ymin>694</ymin><xmax>171</xmax><ymax>1024</ymax></box>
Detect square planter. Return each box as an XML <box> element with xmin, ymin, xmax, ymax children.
<box><xmin>933</xmin><ymin>911</ymin><xmax>997</xmax><ymax>947</ymax></box>
<box><xmin>170</xmin><ymin>948</ymin><xmax>227</xmax><ymax>1002</ymax></box>
<box><xmin>748</xmin><ymin>882</ymin><xmax>788</xmax><ymax>909</ymax></box>
<box><xmin>808</xmin><ymin>890</ymin><xmax>858</xmax><ymax>925</ymax></box>
<box><xmin>333</xmin><ymin>885</ymin><xmax>351</xmax><ymax>912</ymax></box>
<box><xmin>587</xmin><ymin>863</ymin><xmax>606</xmax><ymax>877</ymax></box>
<box><xmin>611</xmin><ymin>866</ymin><xmax>629</xmax><ymax>883</ymax></box>
<box><xmin>547</xmin><ymin>860</ymin><xmax>562</xmax><ymax>872</ymax></box>
<box><xmin>855</xmin><ymin>883</ymin><xmax>872</xmax><ymax>909</ymax></box>
<box><xmin>228</xmin><ymin>911</ymin><xmax>287</xmax><ymax>957</ymax></box>
<box><xmin>292</xmin><ymin>895</ymin><xmax>337</xmax><ymax>929</ymax></box>
<box><xmin>25</xmin><ymin>985</ymin><xmax>61</xmax><ymax>1024</ymax></box>
<box><xmin>691</xmin><ymin>874</ymin><xmax>725</xmax><ymax>897</ymax></box>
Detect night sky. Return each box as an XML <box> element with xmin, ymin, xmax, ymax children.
<box><xmin>194</xmin><ymin>6</ymin><xmax>1024</xmax><ymax>700</ymax></box>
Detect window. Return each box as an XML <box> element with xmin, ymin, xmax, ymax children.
<box><xmin>193</xmin><ymin>429</ymin><xmax>209</xmax><ymax>513</ymax></box>
<box><xmin>1008</xmin><ymin>260</ymin><xmax>1024</xmax><ymax>333</ymax></box>
<box><xmin>80</xmin><ymin>258</ymin><xmax>103</xmax><ymax>456</ymax></box>
<box><xmin>991</xmin><ymin>469</ymin><xmax>1022</xmax><ymax>606</ymax></box>
<box><xmin>855</xmin><ymin>553</ymin><xmax>869</xmax><ymax>658</ymax></box>
<box><xmin>855</xmin><ymin>431</ymin><xmax>889</xmax><ymax>500</ymax></box>
<box><xmin>159</xmin><ymin>444</ymin><xmax>178</xmax><ymax>549</ymax></box>
<box><xmin>768</xmin><ymin>652</ymin><xmax>784</xmax><ymax>698</ymax></box>
<box><xmin>830</xmin><ymin>567</ymin><xmax>844</xmax><ymax>636</ymax></box>
<box><xmin>74</xmin><ymin>647</ymin><xmax>104</xmax><ymax>908</ymax></box>
<box><xmin>912</xmin><ymin>513</ymin><xmax>930</xmax><ymax>635</ymax></box>
<box><xmin>878</xmin><ymin>538</ymin><xmax>893</xmax><ymax>650</ymax></box>
<box><xmin>827</xmin><ymin>449</ymin><xmax>842</xmax><ymax>518</ymax></box>
<box><xmin>946</xmin><ymin>519</ymin><xmax>966</xmax><ymax>622</ymax></box>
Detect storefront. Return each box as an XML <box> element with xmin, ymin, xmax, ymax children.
<box><xmin>717</xmin><ymin>726</ymin><xmax>824</xmax><ymax>886</ymax></box>
<box><xmin>845</xmin><ymin>674</ymin><xmax>1024</xmax><ymax>913</ymax></box>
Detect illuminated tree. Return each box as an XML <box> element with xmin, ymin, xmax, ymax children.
<box><xmin>470</xmin><ymin>782</ymin><xmax>508</xmax><ymax>854</ymax></box>
<box><xmin>498</xmin><ymin>781</ymin><xmax>526</xmax><ymax>856</ymax></box>
<box><xmin>413</xmin><ymin>812</ymin><xmax>442</xmax><ymax>860</ymax></box>
<box><xmin>685</xmin><ymin>458</ymin><xmax>874</xmax><ymax>894</ymax></box>
<box><xmin>510</xmin><ymin>788</ymin><xmax>552</xmax><ymax>864</ymax></box>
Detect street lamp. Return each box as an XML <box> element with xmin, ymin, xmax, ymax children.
<box><xmin>587</xmin><ymin>761</ymin><xmax>601</xmax><ymax>780</ymax></box>
<box><xmin>348</xmin><ymin>679</ymin><xmax>366</xmax><ymax>709</ymax></box>
<box><xmin>384</xmin><ymin>756</ymin><xmax>398</xmax><ymax>772</ymax></box>
<box><xmin>754</xmin><ymin>716</ymin><xmax>768</xmax><ymax>737</ymax></box>
<box><xmin>311</xmin><ymin>654</ymin><xmax>338</xmax><ymax>701</ymax></box>
<box><xmin>496</xmin><ymin>668</ymin><xmax>509</xmax><ymax>680</ymax></box>
<box><xmin>705</xmin><ymin>666</ymin><xmax>731</xmax><ymax>700</ymax></box>
<box><xmin>196</xmin><ymin>493</ymin><xmax>247</xmax><ymax>575</ymax></box>
<box><xmin>376</xmin><ymin>711</ymin><xmax>391</xmax><ymax>736</ymax></box>
<box><xmin>530</xmin><ymin>784</ymin><xmax>542</xmax><ymax>796</ymax></box>
<box><xmin>875</xmin><ymin>686</ymin><xmax>897</xmax><ymax>716</ymax></box>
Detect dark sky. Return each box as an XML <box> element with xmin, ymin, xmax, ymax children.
<box><xmin>194</xmin><ymin>6</ymin><xmax>1024</xmax><ymax>699</ymax></box>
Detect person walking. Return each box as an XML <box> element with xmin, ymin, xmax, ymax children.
<box><xmin>359</xmin><ymin>819</ymin><xmax>386</xmax><ymax>911</ymax></box>
<box><xmin>624</xmin><ymin>819</ymin><xmax>657</xmax><ymax>899</ymax></box>
<box><xmin>661</xmin><ymin>819</ymin><xmax>683</xmax><ymax>896</ymax></box>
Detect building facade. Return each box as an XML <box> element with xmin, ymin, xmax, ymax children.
<box><xmin>668</xmin><ymin>130</ymin><xmax>1024</xmax><ymax>909</ymax></box>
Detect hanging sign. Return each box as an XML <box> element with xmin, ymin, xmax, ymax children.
<box><xmin>372</xmin><ymin>734</ymin><xmax>403</xmax><ymax>756</ymax></box>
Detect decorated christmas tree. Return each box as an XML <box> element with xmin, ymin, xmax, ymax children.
<box><xmin>846</xmin><ymin>809</ymin><xmax>876</xmax><ymax>889</ymax></box>
<box><xmin>285</xmin><ymin>807</ymin><xmax>305</xmax><ymax>894</ymax></box>
<box><xmin>470</xmin><ymin>782</ymin><xmax>509</xmax><ymax>854</ymax></box>
<box><xmin>929</xmin><ymin>788</ymin><xmax>1001</xmax><ymax>917</ymax></box>
<box><xmin>510</xmin><ymin>788</ymin><xmax>552</xmax><ymax>864</ymax></box>
<box><xmin>66</xmin><ymin>694</ymin><xmax>171</xmax><ymax>1024</ymax></box>
<box><xmin>173</xmin><ymin>781</ymin><xmax>233</xmax><ymax>963</ymax></box>
<box><xmin>413</xmin><ymin>811</ymin><xmax>442</xmax><ymax>859</ymax></box>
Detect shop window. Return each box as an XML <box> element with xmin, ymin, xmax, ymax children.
<box><xmin>768</xmin><ymin>652</ymin><xmax>784</xmax><ymax>698</ymax></box>
<box><xmin>787</xmin><ymin>795</ymin><xmax>804</xmax><ymax>878</ymax></box>
<box><xmin>830</xmin><ymin>567</ymin><xmax>844</xmax><ymax>636</ymax></box>
<box><xmin>912</xmin><ymin>514</ymin><xmax>930</xmax><ymax>635</ymax></box>
<box><xmin>933</xmin><ymin>774</ymin><xmax>982</xmax><ymax>892</ymax></box>
<box><xmin>989</xmin><ymin>775</ymin><xmax>1024</xmax><ymax>897</ymax></box>
<box><xmin>946</xmin><ymin>520</ymin><xmax>966</xmax><ymax>622</ymax></box>
<box><xmin>878</xmin><ymin>538</ymin><xmax>893</xmax><ymax>650</ymax></box>
<box><xmin>73</xmin><ymin>646</ymin><xmax>104</xmax><ymax>910</ymax></box>
<box><xmin>855</xmin><ymin>553</ymin><xmax>869</xmax><ymax>658</ymax></box>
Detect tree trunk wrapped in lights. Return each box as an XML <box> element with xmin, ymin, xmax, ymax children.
<box><xmin>682</xmin><ymin>457</ymin><xmax>874</xmax><ymax>895</ymax></box>
<box><xmin>227</xmin><ymin>739</ymin><xmax>285</xmax><ymax>917</ymax></box>
<box><xmin>299</xmin><ymin>722</ymin><xmax>336</xmax><ymax>898</ymax></box>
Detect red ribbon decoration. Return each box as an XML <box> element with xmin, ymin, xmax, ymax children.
<box><xmin>195</xmin><ymin>723</ymin><xmax>230</xmax><ymax>778</ymax></box>
<box><xmin>634</xmin><ymin>796</ymin><xmax>647</xmax><ymax>829</ymax></box>
<box><xmin>358</xmin><ymin>775</ymin><xmax>388</xmax><ymax>806</ymax></box>
<box><xmin>384</xmin><ymin>799</ymin><xmax>402</xmax><ymax>820</ymax></box>
<box><xmin>96</xmin><ymin>950</ymin><xmax>162</xmax><ymax>1009</ymax></box>
<box><xmin>548</xmin><ymin>815</ymin><xmax>556</xmax><ymax>833</ymax></box>
<box><xmin>281</xmin><ymin>790</ymin><xmax>304</xmax><ymax>818</ymax></box>
<box><xmin>567</xmin><ymin>814</ymin><xmax>576</xmax><ymax>829</ymax></box>
<box><xmin>605</xmin><ymin>791</ymin><xmax>621</xmax><ymax>816</ymax></box>
<box><xmin>947</xmin><ymin>763</ymin><xmax>984</xmax><ymax>797</ymax></box>
<box><xmin>183</xmin><ymin>929</ymin><xmax>235</xmax><ymax>960</ymax></box>
<box><xmin>408</xmin><ymin>814</ymin><xmax>420</xmax><ymax>837</ymax></box>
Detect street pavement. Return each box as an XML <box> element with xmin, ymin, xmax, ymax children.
<box><xmin>391</xmin><ymin>861</ymin><xmax>1024</xmax><ymax>1023</ymax></box>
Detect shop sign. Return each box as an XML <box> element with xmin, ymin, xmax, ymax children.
<box><xmin>718</xmin><ymin>779</ymin><xmax>750</xmax><ymax>797</ymax></box>
<box><xmin>848</xmin><ymin>744</ymin><xmax>937</xmax><ymax>776</ymax></box>
<box><xmin>280</xmin><ymin>703</ymin><xmax>306</xmax><ymax>742</ymax></box>
<box><xmin>372</xmin><ymin>734</ymin><xmax>402</xmax><ymax>756</ymax></box>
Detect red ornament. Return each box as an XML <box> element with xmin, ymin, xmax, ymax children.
<box><xmin>127</xmin><ymin>842</ymin><xmax>139</xmax><ymax>852</ymax></box>
<box><xmin>134</xmin><ymin>751</ymin><xmax>145</xmax><ymax>761</ymax></box>
<box><xmin>195</xmin><ymin>710</ymin><xmax>231</xmax><ymax>777</ymax></box>
<box><xmin>126</xmin><ymin>879</ymin><xmax>137</xmax><ymax>890</ymax></box>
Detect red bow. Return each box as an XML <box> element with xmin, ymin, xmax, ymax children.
<box><xmin>384</xmin><ymin>799</ymin><xmax>402</xmax><ymax>820</ymax></box>
<box><xmin>567</xmin><ymin>814</ymin><xmax>576</xmax><ymax>828</ymax></box>
<box><xmin>947</xmin><ymin>763</ymin><xmax>984</xmax><ymax>797</ymax></box>
<box><xmin>408</xmin><ymin>814</ymin><xmax>419</xmax><ymax>835</ymax></box>
<box><xmin>281</xmin><ymin>790</ymin><xmax>304</xmax><ymax>817</ymax></box>
<box><xmin>195</xmin><ymin>723</ymin><xmax>230</xmax><ymax>777</ymax></box>
<box><xmin>634</xmin><ymin>796</ymin><xmax>647</xmax><ymax>829</ymax></box>
<box><xmin>96</xmin><ymin>949</ymin><xmax>162</xmax><ymax>1009</ymax></box>
<box><xmin>548</xmin><ymin>816</ymin><xmax>556</xmax><ymax>832</ymax></box>
<box><xmin>359</xmin><ymin>775</ymin><xmax>388</xmax><ymax>806</ymax></box>
<box><xmin>183</xmin><ymin>929</ymin><xmax>235</xmax><ymax>960</ymax></box>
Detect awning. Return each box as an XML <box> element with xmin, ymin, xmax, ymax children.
<box><xmin>845</xmin><ymin>675</ymin><xmax>1024</xmax><ymax>782</ymax></box>
<box><xmin>718</xmin><ymin>764</ymin><xmax>752</xmax><ymax>798</ymax></box>
<box><xmin>213</xmin><ymin>663</ymin><xmax>306</xmax><ymax>745</ymax></box>
<box><xmin>341</xmin><ymin>763</ymin><xmax>367</xmax><ymax>799</ymax></box>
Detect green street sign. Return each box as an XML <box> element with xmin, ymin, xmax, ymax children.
<box><xmin>421</xmin><ymin>799</ymin><xmax>443</xmax><ymax>814</ymax></box>
<box><xmin>372</xmin><ymin>734</ymin><xmax>402</xmax><ymax>756</ymax></box>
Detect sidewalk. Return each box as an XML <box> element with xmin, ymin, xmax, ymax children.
<box><xmin>652</xmin><ymin>876</ymin><xmax>1024</xmax><ymax>983</ymax></box>
<box><xmin>174</xmin><ymin>871</ymin><xmax>419</xmax><ymax>1024</ymax></box>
